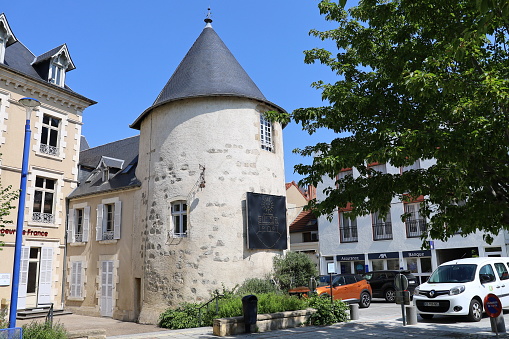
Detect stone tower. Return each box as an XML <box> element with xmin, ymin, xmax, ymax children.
<box><xmin>130</xmin><ymin>18</ymin><xmax>287</xmax><ymax>323</ymax></box>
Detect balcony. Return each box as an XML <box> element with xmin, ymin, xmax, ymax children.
<box><xmin>406</xmin><ymin>219</ymin><xmax>427</xmax><ymax>238</ymax></box>
<box><xmin>340</xmin><ymin>226</ymin><xmax>358</xmax><ymax>243</ymax></box>
<box><xmin>74</xmin><ymin>233</ymin><xmax>83</xmax><ymax>242</ymax></box>
<box><xmin>32</xmin><ymin>212</ymin><xmax>54</xmax><ymax>224</ymax></box>
<box><xmin>372</xmin><ymin>222</ymin><xmax>393</xmax><ymax>240</ymax></box>
<box><xmin>40</xmin><ymin>144</ymin><xmax>59</xmax><ymax>156</ymax></box>
<box><xmin>102</xmin><ymin>231</ymin><xmax>114</xmax><ymax>240</ymax></box>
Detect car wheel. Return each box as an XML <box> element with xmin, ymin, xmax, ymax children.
<box><xmin>384</xmin><ymin>288</ymin><xmax>396</xmax><ymax>302</ymax></box>
<box><xmin>359</xmin><ymin>291</ymin><xmax>371</xmax><ymax>308</ymax></box>
<box><xmin>419</xmin><ymin>313</ymin><xmax>434</xmax><ymax>319</ymax></box>
<box><xmin>467</xmin><ymin>299</ymin><xmax>482</xmax><ymax>322</ymax></box>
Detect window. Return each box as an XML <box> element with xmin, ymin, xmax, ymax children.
<box><xmin>67</xmin><ymin>207</ymin><xmax>90</xmax><ymax>243</ymax></box>
<box><xmin>0</xmin><ymin>33</ymin><xmax>5</xmax><ymax>64</ymax></box>
<box><xmin>260</xmin><ymin>114</ymin><xmax>273</xmax><ymax>152</ymax></box>
<box><xmin>340</xmin><ymin>213</ymin><xmax>358</xmax><ymax>243</ymax></box>
<box><xmin>372</xmin><ymin>210</ymin><xmax>392</xmax><ymax>240</ymax></box>
<box><xmin>495</xmin><ymin>263</ymin><xmax>509</xmax><ymax>281</ymax></box>
<box><xmin>302</xmin><ymin>231</ymin><xmax>318</xmax><ymax>242</ymax></box>
<box><xmin>172</xmin><ymin>201</ymin><xmax>187</xmax><ymax>237</ymax></box>
<box><xmin>40</xmin><ymin>114</ymin><xmax>60</xmax><ymax>156</ymax></box>
<box><xmin>402</xmin><ymin>159</ymin><xmax>420</xmax><ymax>172</ymax></box>
<box><xmin>104</xmin><ymin>204</ymin><xmax>114</xmax><ymax>240</ymax></box>
<box><xmin>49</xmin><ymin>54</ymin><xmax>67</xmax><ymax>87</ymax></box>
<box><xmin>404</xmin><ymin>203</ymin><xmax>426</xmax><ymax>238</ymax></box>
<box><xmin>96</xmin><ymin>201</ymin><xmax>121</xmax><ymax>241</ymax></box>
<box><xmin>479</xmin><ymin>264</ymin><xmax>496</xmax><ymax>283</ymax></box>
<box><xmin>33</xmin><ymin>177</ymin><xmax>55</xmax><ymax>224</ymax></box>
<box><xmin>70</xmin><ymin>261</ymin><xmax>83</xmax><ymax>298</ymax></box>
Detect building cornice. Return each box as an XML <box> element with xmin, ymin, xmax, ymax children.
<box><xmin>0</xmin><ymin>63</ymin><xmax>96</xmax><ymax>111</ymax></box>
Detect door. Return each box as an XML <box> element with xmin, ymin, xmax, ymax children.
<box><xmin>493</xmin><ymin>262</ymin><xmax>509</xmax><ymax>306</ymax></box>
<box><xmin>25</xmin><ymin>247</ymin><xmax>41</xmax><ymax>308</ymax></box>
<box><xmin>37</xmin><ymin>247</ymin><xmax>53</xmax><ymax>305</ymax></box>
<box><xmin>100</xmin><ymin>261</ymin><xmax>114</xmax><ymax>317</ymax></box>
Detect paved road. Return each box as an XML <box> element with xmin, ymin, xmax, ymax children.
<box><xmin>19</xmin><ymin>299</ymin><xmax>509</xmax><ymax>338</ymax></box>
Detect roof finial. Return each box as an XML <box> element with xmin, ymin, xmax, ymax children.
<box><xmin>204</xmin><ymin>7</ymin><xmax>212</xmax><ymax>27</ymax></box>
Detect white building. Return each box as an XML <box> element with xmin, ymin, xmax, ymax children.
<box><xmin>317</xmin><ymin>160</ymin><xmax>509</xmax><ymax>284</ymax></box>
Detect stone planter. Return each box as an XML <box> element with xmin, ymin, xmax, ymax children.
<box><xmin>213</xmin><ymin>308</ymin><xmax>316</xmax><ymax>336</ymax></box>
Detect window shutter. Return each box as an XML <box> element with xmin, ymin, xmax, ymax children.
<box><xmin>17</xmin><ymin>246</ymin><xmax>30</xmax><ymax>309</ymax></box>
<box><xmin>67</xmin><ymin>209</ymin><xmax>75</xmax><ymax>243</ymax></box>
<box><xmin>37</xmin><ymin>247</ymin><xmax>53</xmax><ymax>304</ymax></box>
<box><xmin>96</xmin><ymin>204</ymin><xmax>104</xmax><ymax>241</ymax></box>
<box><xmin>83</xmin><ymin>206</ymin><xmax>90</xmax><ymax>242</ymax></box>
<box><xmin>114</xmin><ymin>201</ymin><xmax>122</xmax><ymax>240</ymax></box>
<box><xmin>77</xmin><ymin>262</ymin><xmax>82</xmax><ymax>297</ymax></box>
<box><xmin>70</xmin><ymin>262</ymin><xmax>77</xmax><ymax>298</ymax></box>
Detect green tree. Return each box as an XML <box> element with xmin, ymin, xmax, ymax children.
<box><xmin>0</xmin><ymin>178</ymin><xmax>17</xmax><ymax>248</ymax></box>
<box><xmin>270</xmin><ymin>0</ymin><xmax>509</xmax><ymax>244</ymax></box>
<box><xmin>273</xmin><ymin>251</ymin><xmax>318</xmax><ymax>290</ymax></box>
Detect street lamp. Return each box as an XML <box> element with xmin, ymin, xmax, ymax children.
<box><xmin>9</xmin><ymin>97</ymin><xmax>40</xmax><ymax>328</ymax></box>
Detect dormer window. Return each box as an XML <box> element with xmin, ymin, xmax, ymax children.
<box><xmin>0</xmin><ymin>14</ymin><xmax>17</xmax><ymax>65</ymax></box>
<box><xmin>97</xmin><ymin>156</ymin><xmax>124</xmax><ymax>183</ymax></box>
<box><xmin>49</xmin><ymin>54</ymin><xmax>67</xmax><ymax>87</ymax></box>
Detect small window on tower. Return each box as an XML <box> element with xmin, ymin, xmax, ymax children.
<box><xmin>260</xmin><ymin>114</ymin><xmax>273</xmax><ymax>152</ymax></box>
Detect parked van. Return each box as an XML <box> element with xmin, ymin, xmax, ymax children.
<box><xmin>413</xmin><ymin>257</ymin><xmax>509</xmax><ymax>321</ymax></box>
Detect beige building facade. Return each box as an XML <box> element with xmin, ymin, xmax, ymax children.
<box><xmin>0</xmin><ymin>13</ymin><xmax>94</xmax><ymax>314</ymax></box>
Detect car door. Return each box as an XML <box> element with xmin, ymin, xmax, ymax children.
<box><xmin>331</xmin><ymin>276</ymin><xmax>347</xmax><ymax>301</ymax></box>
<box><xmin>369</xmin><ymin>273</ymin><xmax>385</xmax><ymax>297</ymax></box>
<box><xmin>494</xmin><ymin>262</ymin><xmax>509</xmax><ymax>306</ymax></box>
<box><xmin>479</xmin><ymin>264</ymin><xmax>499</xmax><ymax>299</ymax></box>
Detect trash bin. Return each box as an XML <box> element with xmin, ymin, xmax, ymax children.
<box><xmin>242</xmin><ymin>295</ymin><xmax>258</xmax><ymax>333</ymax></box>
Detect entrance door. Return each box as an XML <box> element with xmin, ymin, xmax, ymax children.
<box><xmin>100</xmin><ymin>261</ymin><xmax>114</xmax><ymax>317</ymax></box>
<box><xmin>26</xmin><ymin>247</ymin><xmax>41</xmax><ymax>308</ymax></box>
<box><xmin>37</xmin><ymin>247</ymin><xmax>53</xmax><ymax>305</ymax></box>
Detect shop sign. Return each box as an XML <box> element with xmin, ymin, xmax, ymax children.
<box><xmin>0</xmin><ymin>228</ymin><xmax>49</xmax><ymax>237</ymax></box>
<box><xmin>368</xmin><ymin>252</ymin><xmax>399</xmax><ymax>260</ymax></box>
<box><xmin>0</xmin><ymin>273</ymin><xmax>10</xmax><ymax>286</ymax></box>
<box><xmin>403</xmin><ymin>250</ymin><xmax>431</xmax><ymax>258</ymax></box>
<box><xmin>336</xmin><ymin>254</ymin><xmax>365</xmax><ymax>261</ymax></box>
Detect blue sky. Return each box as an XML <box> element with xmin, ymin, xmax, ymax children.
<box><xmin>3</xmin><ymin>1</ymin><xmax>345</xmax><ymax>182</ymax></box>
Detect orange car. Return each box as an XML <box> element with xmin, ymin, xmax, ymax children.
<box><xmin>289</xmin><ymin>274</ymin><xmax>372</xmax><ymax>308</ymax></box>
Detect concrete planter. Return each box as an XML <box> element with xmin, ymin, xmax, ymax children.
<box><xmin>213</xmin><ymin>308</ymin><xmax>316</xmax><ymax>336</ymax></box>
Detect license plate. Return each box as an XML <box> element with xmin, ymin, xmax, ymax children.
<box><xmin>424</xmin><ymin>302</ymin><xmax>440</xmax><ymax>307</ymax></box>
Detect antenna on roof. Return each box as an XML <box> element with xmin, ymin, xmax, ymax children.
<box><xmin>204</xmin><ymin>7</ymin><xmax>213</xmax><ymax>27</ymax></box>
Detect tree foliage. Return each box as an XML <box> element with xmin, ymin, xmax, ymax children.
<box><xmin>273</xmin><ymin>251</ymin><xmax>318</xmax><ymax>290</ymax></box>
<box><xmin>0</xmin><ymin>178</ymin><xmax>17</xmax><ymax>248</ymax></box>
<box><xmin>269</xmin><ymin>0</ymin><xmax>509</xmax><ymax>244</ymax></box>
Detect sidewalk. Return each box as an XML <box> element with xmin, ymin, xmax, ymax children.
<box><xmin>18</xmin><ymin>312</ymin><xmax>509</xmax><ymax>339</ymax></box>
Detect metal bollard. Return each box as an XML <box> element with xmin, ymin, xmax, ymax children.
<box><xmin>491</xmin><ymin>314</ymin><xmax>506</xmax><ymax>333</ymax></box>
<box><xmin>405</xmin><ymin>305</ymin><xmax>418</xmax><ymax>325</ymax></box>
<box><xmin>349</xmin><ymin>303</ymin><xmax>359</xmax><ymax>320</ymax></box>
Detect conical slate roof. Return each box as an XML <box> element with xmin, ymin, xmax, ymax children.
<box><xmin>130</xmin><ymin>22</ymin><xmax>285</xmax><ymax>130</ymax></box>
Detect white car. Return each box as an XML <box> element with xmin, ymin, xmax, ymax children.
<box><xmin>413</xmin><ymin>257</ymin><xmax>509</xmax><ymax>321</ymax></box>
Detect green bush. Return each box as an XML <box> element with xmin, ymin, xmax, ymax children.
<box><xmin>159</xmin><ymin>303</ymin><xmax>202</xmax><ymax>329</ymax></box>
<box><xmin>236</xmin><ymin>278</ymin><xmax>280</xmax><ymax>295</ymax></box>
<box><xmin>22</xmin><ymin>321</ymin><xmax>67</xmax><ymax>339</ymax></box>
<box><xmin>159</xmin><ymin>292</ymin><xmax>309</xmax><ymax>329</ymax></box>
<box><xmin>273</xmin><ymin>252</ymin><xmax>318</xmax><ymax>290</ymax></box>
<box><xmin>306</xmin><ymin>295</ymin><xmax>349</xmax><ymax>326</ymax></box>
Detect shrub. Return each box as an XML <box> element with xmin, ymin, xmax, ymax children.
<box><xmin>257</xmin><ymin>293</ymin><xmax>308</xmax><ymax>314</ymax></box>
<box><xmin>273</xmin><ymin>252</ymin><xmax>318</xmax><ymax>290</ymax></box>
<box><xmin>306</xmin><ymin>295</ymin><xmax>349</xmax><ymax>326</ymax></box>
<box><xmin>159</xmin><ymin>303</ymin><xmax>201</xmax><ymax>329</ymax></box>
<box><xmin>236</xmin><ymin>278</ymin><xmax>280</xmax><ymax>296</ymax></box>
<box><xmin>21</xmin><ymin>321</ymin><xmax>67</xmax><ymax>339</ymax></box>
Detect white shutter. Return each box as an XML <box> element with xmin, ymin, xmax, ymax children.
<box><xmin>100</xmin><ymin>261</ymin><xmax>114</xmax><ymax>317</ymax></box>
<box><xmin>37</xmin><ymin>247</ymin><xmax>53</xmax><ymax>305</ymax></box>
<box><xmin>82</xmin><ymin>206</ymin><xmax>90</xmax><ymax>242</ymax></box>
<box><xmin>96</xmin><ymin>204</ymin><xmax>104</xmax><ymax>241</ymax></box>
<box><xmin>67</xmin><ymin>209</ymin><xmax>75</xmax><ymax>243</ymax></box>
<box><xmin>71</xmin><ymin>261</ymin><xmax>83</xmax><ymax>298</ymax></box>
<box><xmin>17</xmin><ymin>246</ymin><xmax>30</xmax><ymax>309</ymax></box>
<box><xmin>113</xmin><ymin>201</ymin><xmax>122</xmax><ymax>240</ymax></box>
<box><xmin>76</xmin><ymin>262</ymin><xmax>82</xmax><ymax>297</ymax></box>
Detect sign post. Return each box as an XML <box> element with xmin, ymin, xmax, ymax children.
<box><xmin>327</xmin><ymin>263</ymin><xmax>335</xmax><ymax>305</ymax></box>
<box><xmin>395</xmin><ymin>273</ymin><xmax>409</xmax><ymax>326</ymax></box>
<box><xmin>484</xmin><ymin>293</ymin><xmax>505</xmax><ymax>338</ymax></box>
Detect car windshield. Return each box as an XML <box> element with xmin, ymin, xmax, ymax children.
<box><xmin>428</xmin><ymin>264</ymin><xmax>477</xmax><ymax>283</ymax></box>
